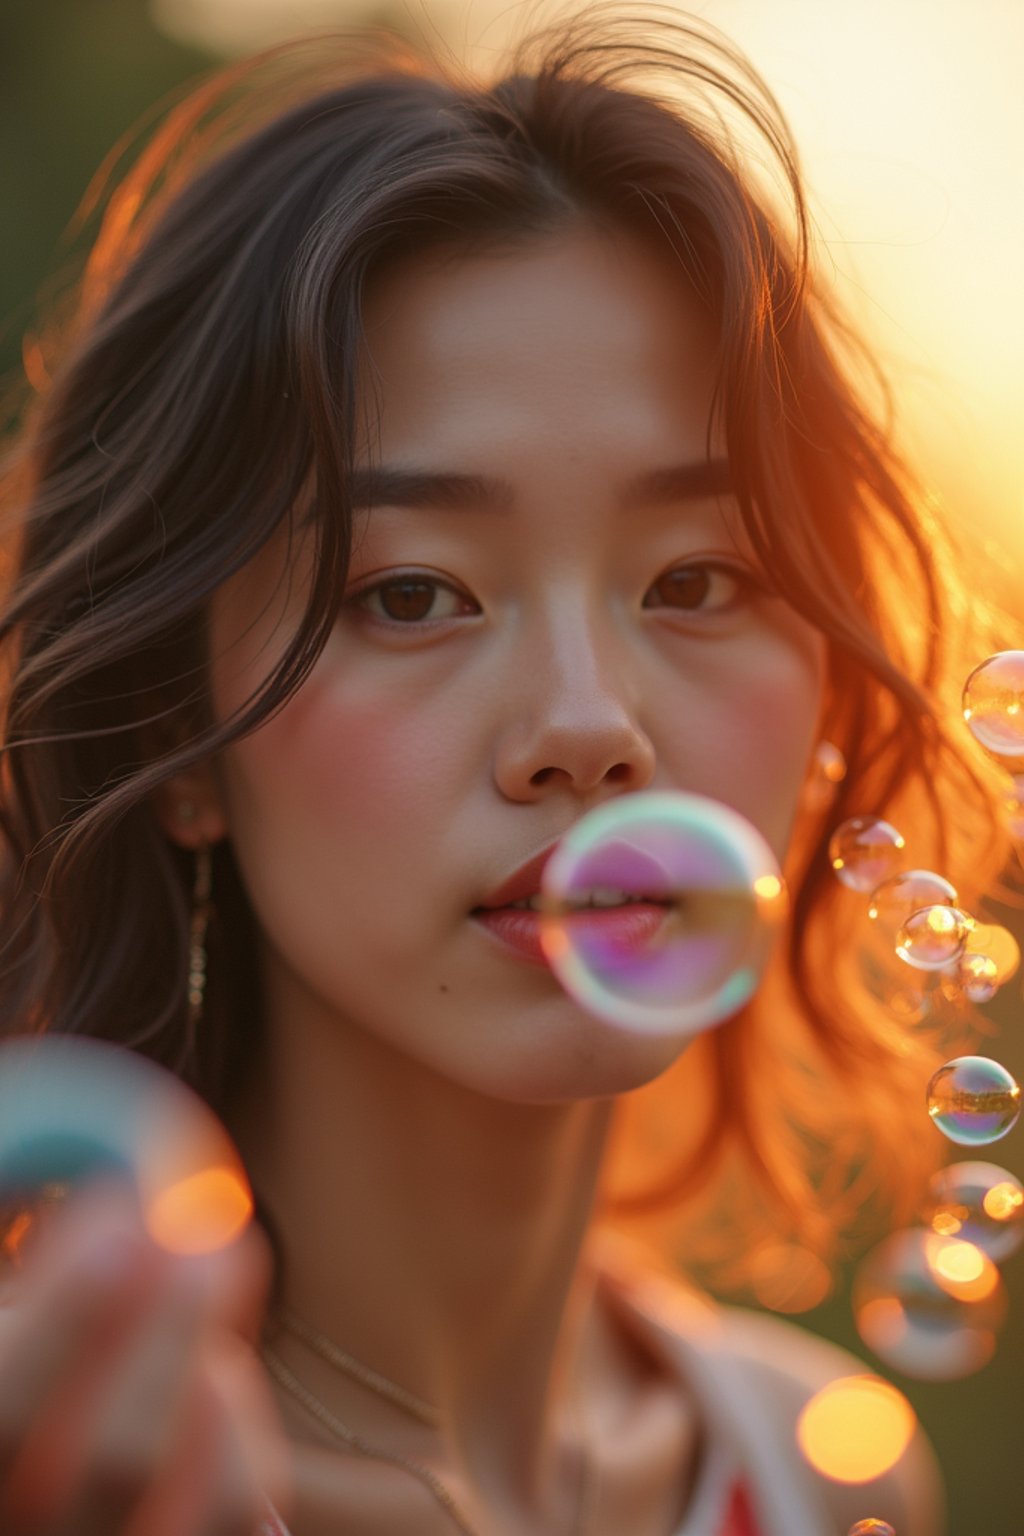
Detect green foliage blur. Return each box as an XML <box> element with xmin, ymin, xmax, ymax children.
<box><xmin>2</xmin><ymin>5</ymin><xmax>1022</xmax><ymax>1533</ymax></box>
<box><xmin>0</xmin><ymin>0</ymin><xmax>215</xmax><ymax>392</ymax></box>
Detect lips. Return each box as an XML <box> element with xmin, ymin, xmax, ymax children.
<box><xmin>472</xmin><ymin>841</ymin><xmax>674</xmax><ymax>969</ymax></box>
<box><xmin>474</xmin><ymin>845</ymin><xmax>558</xmax><ymax>912</ymax></box>
<box><xmin>472</xmin><ymin>902</ymin><xmax>671</xmax><ymax>968</ymax></box>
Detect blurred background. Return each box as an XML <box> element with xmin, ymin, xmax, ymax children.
<box><xmin>2</xmin><ymin>1</ymin><xmax>1022</xmax><ymax>1529</ymax></box>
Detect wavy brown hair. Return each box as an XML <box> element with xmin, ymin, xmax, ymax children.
<box><xmin>0</xmin><ymin>4</ymin><xmax>1010</xmax><ymax>1283</ymax></box>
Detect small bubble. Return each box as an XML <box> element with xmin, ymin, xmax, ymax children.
<box><xmin>961</xmin><ymin>922</ymin><xmax>1020</xmax><ymax>985</ymax></box>
<box><xmin>925</xmin><ymin>1161</ymin><xmax>1024</xmax><ymax>1263</ymax></box>
<box><xmin>848</xmin><ymin>1523</ymin><xmax>896</xmax><ymax>1536</ymax></box>
<box><xmin>963</xmin><ymin>651</ymin><xmax>1024</xmax><ymax>763</ymax></box>
<box><xmin>853</xmin><ymin>1227</ymin><xmax>1006</xmax><ymax>1379</ymax></box>
<box><xmin>927</xmin><ymin>1056</ymin><xmax>1021</xmax><ymax>1146</ymax></box>
<box><xmin>540</xmin><ymin>792</ymin><xmax>787</xmax><ymax>1037</ymax></box>
<box><xmin>829</xmin><ymin>817</ymin><xmax>905</xmax><ymax>893</ymax></box>
<box><xmin>867</xmin><ymin>871</ymin><xmax>957</xmax><ymax>945</ymax></box>
<box><xmin>956</xmin><ymin>952</ymin><xmax>999</xmax><ymax>1004</ymax></box>
<box><xmin>895</xmin><ymin>905</ymin><xmax>970</xmax><ymax>971</ymax></box>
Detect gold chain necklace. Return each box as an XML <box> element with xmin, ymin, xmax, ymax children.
<box><xmin>263</xmin><ymin>1309</ymin><xmax>598</xmax><ymax>1536</ymax></box>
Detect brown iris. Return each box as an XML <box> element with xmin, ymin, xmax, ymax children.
<box><xmin>645</xmin><ymin>566</ymin><xmax>713</xmax><ymax>610</ymax></box>
<box><xmin>376</xmin><ymin>579</ymin><xmax>441</xmax><ymax>622</ymax></box>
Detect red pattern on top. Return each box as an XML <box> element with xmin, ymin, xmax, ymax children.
<box><xmin>721</xmin><ymin>1480</ymin><xmax>761</xmax><ymax>1536</ymax></box>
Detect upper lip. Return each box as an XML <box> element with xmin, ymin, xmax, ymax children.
<box><xmin>474</xmin><ymin>845</ymin><xmax>559</xmax><ymax>910</ymax></box>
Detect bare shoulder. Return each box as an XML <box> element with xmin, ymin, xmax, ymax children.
<box><xmin>715</xmin><ymin>1305</ymin><xmax>946</xmax><ymax>1536</ymax></box>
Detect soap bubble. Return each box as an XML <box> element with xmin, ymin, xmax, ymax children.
<box><xmin>962</xmin><ymin>651</ymin><xmax>1024</xmax><ymax>763</ymax></box>
<box><xmin>942</xmin><ymin>922</ymin><xmax>1020</xmax><ymax>1003</ymax></box>
<box><xmin>853</xmin><ymin>1227</ymin><xmax>1006</xmax><ymax>1379</ymax></box>
<box><xmin>927</xmin><ymin>1056</ymin><xmax>1021</xmax><ymax>1146</ymax></box>
<box><xmin>894</xmin><ymin>905</ymin><xmax>970</xmax><ymax>971</ymax></box>
<box><xmin>539</xmin><ymin>791</ymin><xmax>787</xmax><ymax>1037</ymax></box>
<box><xmin>0</xmin><ymin>1036</ymin><xmax>252</xmax><ymax>1258</ymax></box>
<box><xmin>961</xmin><ymin>922</ymin><xmax>1020</xmax><ymax>984</ymax></box>
<box><xmin>829</xmin><ymin>818</ymin><xmax>905</xmax><ymax>894</ymax></box>
<box><xmin>804</xmin><ymin>742</ymin><xmax>848</xmax><ymax>812</ymax></box>
<box><xmin>867</xmin><ymin>871</ymin><xmax>957</xmax><ymax>946</ymax></box>
<box><xmin>952</xmin><ymin>952</ymin><xmax>1000</xmax><ymax>1005</ymax></box>
<box><xmin>925</xmin><ymin>1161</ymin><xmax>1024</xmax><ymax>1263</ymax></box>
<box><xmin>1002</xmin><ymin>789</ymin><xmax>1024</xmax><ymax>843</ymax></box>
<box><xmin>848</xmin><ymin>1523</ymin><xmax>896</xmax><ymax>1536</ymax></box>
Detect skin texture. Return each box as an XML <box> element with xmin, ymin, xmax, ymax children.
<box><xmin>150</xmin><ymin>223</ymin><xmax>837</xmax><ymax>1533</ymax></box>
<box><xmin>197</xmin><ymin>223</ymin><xmax>825</xmax><ymax>1101</ymax></box>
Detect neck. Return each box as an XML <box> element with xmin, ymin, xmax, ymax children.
<box><xmin>232</xmin><ymin>969</ymin><xmax>615</xmax><ymax>1501</ymax></box>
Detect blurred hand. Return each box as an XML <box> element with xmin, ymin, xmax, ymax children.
<box><xmin>0</xmin><ymin>1182</ymin><xmax>289</xmax><ymax>1536</ymax></box>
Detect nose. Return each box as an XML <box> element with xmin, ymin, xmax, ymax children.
<box><xmin>492</xmin><ymin>603</ymin><xmax>657</xmax><ymax>804</ymax></box>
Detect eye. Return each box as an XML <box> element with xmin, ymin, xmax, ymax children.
<box><xmin>642</xmin><ymin>562</ymin><xmax>752</xmax><ymax>613</ymax></box>
<box><xmin>349</xmin><ymin>573</ymin><xmax>478</xmax><ymax>625</ymax></box>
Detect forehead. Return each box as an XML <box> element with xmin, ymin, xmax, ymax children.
<box><xmin>354</xmin><ymin>224</ymin><xmax>722</xmax><ymax>468</ymax></box>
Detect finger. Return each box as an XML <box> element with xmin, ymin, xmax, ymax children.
<box><xmin>0</xmin><ymin>1190</ymin><xmax>166</xmax><ymax>1523</ymax></box>
<box><xmin>120</xmin><ymin>1369</ymin><xmax>265</xmax><ymax>1536</ymax></box>
<box><xmin>21</xmin><ymin>1252</ymin><xmax>213</xmax><ymax>1535</ymax></box>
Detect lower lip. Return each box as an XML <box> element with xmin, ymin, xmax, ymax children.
<box><xmin>471</xmin><ymin>904</ymin><xmax>669</xmax><ymax>967</ymax></box>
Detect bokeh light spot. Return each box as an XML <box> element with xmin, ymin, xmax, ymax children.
<box><xmin>797</xmin><ymin>1375</ymin><xmax>915</xmax><ymax>1482</ymax></box>
<box><xmin>144</xmin><ymin>1165</ymin><xmax>253</xmax><ymax>1255</ymax></box>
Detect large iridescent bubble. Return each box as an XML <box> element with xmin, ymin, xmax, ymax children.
<box><xmin>962</xmin><ymin>650</ymin><xmax>1024</xmax><ymax>764</ymax></box>
<box><xmin>926</xmin><ymin>1056</ymin><xmax>1021</xmax><ymax>1146</ymax></box>
<box><xmin>0</xmin><ymin>1036</ymin><xmax>252</xmax><ymax>1259</ymax></box>
<box><xmin>539</xmin><ymin>791</ymin><xmax>787</xmax><ymax>1036</ymax></box>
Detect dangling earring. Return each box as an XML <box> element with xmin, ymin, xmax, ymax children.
<box><xmin>802</xmin><ymin>740</ymin><xmax>847</xmax><ymax>814</ymax></box>
<box><xmin>187</xmin><ymin>842</ymin><xmax>213</xmax><ymax>1029</ymax></box>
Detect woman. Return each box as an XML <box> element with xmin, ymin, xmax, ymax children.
<box><xmin>0</xmin><ymin>6</ymin><xmax>1006</xmax><ymax>1533</ymax></box>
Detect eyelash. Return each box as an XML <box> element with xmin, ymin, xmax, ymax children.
<box><xmin>346</xmin><ymin>561</ymin><xmax>760</xmax><ymax>628</ymax></box>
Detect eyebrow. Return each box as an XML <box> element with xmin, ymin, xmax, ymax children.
<box><xmin>347</xmin><ymin>458</ymin><xmax>734</xmax><ymax>512</ymax></box>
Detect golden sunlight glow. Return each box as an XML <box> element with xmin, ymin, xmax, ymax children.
<box><xmin>797</xmin><ymin>1375</ymin><xmax>916</xmax><ymax>1483</ymax></box>
<box><xmin>753</xmin><ymin>874</ymin><xmax>783</xmax><ymax>902</ymax></box>
<box><xmin>145</xmin><ymin>1165</ymin><xmax>253</xmax><ymax>1255</ymax></box>
<box><xmin>150</xmin><ymin>3</ymin><xmax>1024</xmax><ymax>567</ymax></box>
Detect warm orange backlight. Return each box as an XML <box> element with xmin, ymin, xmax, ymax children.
<box><xmin>1</xmin><ymin>1211</ymin><xmax>34</xmax><ymax>1261</ymax></box>
<box><xmin>145</xmin><ymin>1165</ymin><xmax>253</xmax><ymax>1255</ymax></box>
<box><xmin>797</xmin><ymin>1375</ymin><xmax>916</xmax><ymax>1482</ymax></box>
<box><xmin>753</xmin><ymin>874</ymin><xmax>783</xmax><ymax>902</ymax></box>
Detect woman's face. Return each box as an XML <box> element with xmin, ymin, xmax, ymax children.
<box><xmin>204</xmin><ymin>224</ymin><xmax>825</xmax><ymax>1101</ymax></box>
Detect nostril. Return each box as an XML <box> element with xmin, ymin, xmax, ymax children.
<box><xmin>607</xmin><ymin>762</ymin><xmax>633</xmax><ymax>783</ymax></box>
<box><xmin>530</xmin><ymin>767</ymin><xmax>556</xmax><ymax>786</ymax></box>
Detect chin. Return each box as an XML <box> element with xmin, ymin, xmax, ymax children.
<box><xmin>465</xmin><ymin>1007</ymin><xmax>696</xmax><ymax>1106</ymax></box>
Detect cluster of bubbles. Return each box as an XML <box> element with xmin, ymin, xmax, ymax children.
<box><xmin>829</xmin><ymin>653</ymin><xmax>1024</xmax><ymax>1383</ymax></box>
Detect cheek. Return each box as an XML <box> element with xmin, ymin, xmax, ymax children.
<box><xmin>661</xmin><ymin>633</ymin><xmax>823</xmax><ymax>854</ymax></box>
